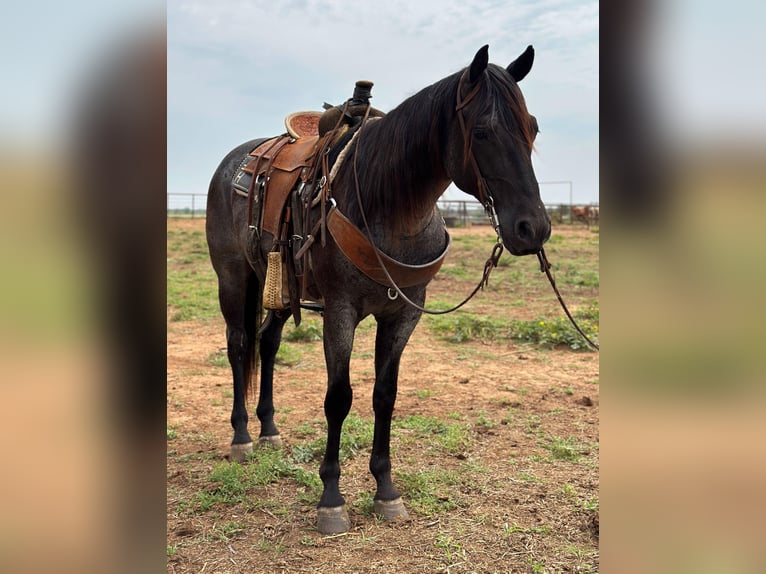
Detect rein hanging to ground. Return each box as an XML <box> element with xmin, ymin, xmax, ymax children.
<box><xmin>537</xmin><ymin>249</ymin><xmax>600</xmax><ymax>351</ymax></box>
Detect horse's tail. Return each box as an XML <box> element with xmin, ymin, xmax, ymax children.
<box><xmin>243</xmin><ymin>275</ymin><xmax>263</xmax><ymax>401</ymax></box>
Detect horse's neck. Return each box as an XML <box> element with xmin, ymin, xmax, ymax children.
<box><xmin>345</xmin><ymin>106</ymin><xmax>451</xmax><ymax>235</ymax></box>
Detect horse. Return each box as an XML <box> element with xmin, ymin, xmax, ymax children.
<box><xmin>571</xmin><ymin>205</ymin><xmax>599</xmax><ymax>227</ymax></box>
<box><xmin>205</xmin><ymin>44</ymin><xmax>551</xmax><ymax>535</ymax></box>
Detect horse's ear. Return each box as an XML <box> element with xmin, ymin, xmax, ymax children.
<box><xmin>469</xmin><ymin>45</ymin><xmax>489</xmax><ymax>84</ymax></box>
<box><xmin>507</xmin><ymin>45</ymin><xmax>534</xmax><ymax>82</ymax></box>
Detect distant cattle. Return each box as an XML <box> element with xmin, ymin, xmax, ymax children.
<box><xmin>571</xmin><ymin>205</ymin><xmax>599</xmax><ymax>226</ymax></box>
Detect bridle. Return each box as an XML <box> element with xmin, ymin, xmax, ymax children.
<box><xmin>350</xmin><ymin>77</ymin><xmax>503</xmax><ymax>316</ymax></box>
<box><xmin>349</xmin><ymin>69</ymin><xmax>599</xmax><ymax>350</ymax></box>
<box><xmin>455</xmin><ymin>68</ymin><xmax>502</xmax><ymax>236</ymax></box>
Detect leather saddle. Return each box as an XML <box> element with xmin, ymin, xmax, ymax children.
<box><xmin>229</xmin><ymin>82</ymin><xmax>449</xmax><ymax>326</ymax></box>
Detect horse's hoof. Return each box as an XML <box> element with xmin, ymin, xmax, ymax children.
<box><xmin>374</xmin><ymin>497</ymin><xmax>409</xmax><ymax>521</ymax></box>
<box><xmin>229</xmin><ymin>442</ymin><xmax>253</xmax><ymax>463</ymax></box>
<box><xmin>258</xmin><ymin>434</ymin><xmax>282</xmax><ymax>448</ymax></box>
<box><xmin>317</xmin><ymin>505</ymin><xmax>350</xmax><ymax>535</ymax></box>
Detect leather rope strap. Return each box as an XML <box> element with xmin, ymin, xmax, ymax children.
<box><xmin>537</xmin><ymin>249</ymin><xmax>600</xmax><ymax>350</ymax></box>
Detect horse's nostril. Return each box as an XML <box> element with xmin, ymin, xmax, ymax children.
<box><xmin>517</xmin><ymin>220</ymin><xmax>533</xmax><ymax>241</ymax></box>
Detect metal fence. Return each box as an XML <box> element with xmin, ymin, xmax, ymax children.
<box><xmin>168</xmin><ymin>193</ymin><xmax>598</xmax><ymax>225</ymax></box>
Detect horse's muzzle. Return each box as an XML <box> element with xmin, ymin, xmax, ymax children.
<box><xmin>505</xmin><ymin>216</ymin><xmax>551</xmax><ymax>256</ymax></box>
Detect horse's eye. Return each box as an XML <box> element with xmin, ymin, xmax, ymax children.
<box><xmin>474</xmin><ymin>128</ymin><xmax>489</xmax><ymax>141</ymax></box>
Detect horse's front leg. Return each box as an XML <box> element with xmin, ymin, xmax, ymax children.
<box><xmin>369</xmin><ymin>309</ymin><xmax>421</xmax><ymax>521</ymax></box>
<box><xmin>316</xmin><ymin>307</ymin><xmax>357</xmax><ymax>535</ymax></box>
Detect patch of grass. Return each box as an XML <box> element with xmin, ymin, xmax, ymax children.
<box><xmin>212</xmin><ymin>520</ymin><xmax>246</xmax><ymax>541</ymax></box>
<box><xmin>427</xmin><ymin>303</ymin><xmax>598</xmax><ymax>350</ymax></box>
<box><xmin>516</xmin><ymin>471</ymin><xmax>540</xmax><ymax>483</ymax></box>
<box><xmin>297</xmin><ymin>411</ymin><xmax>374</xmax><ymax>463</ymax></box>
<box><xmin>396</xmin><ymin>468</ymin><xmax>461</xmax><ymax>514</ymax></box>
<box><xmin>507</xmin><ymin>313</ymin><xmax>599</xmax><ymax>351</ymax></box>
<box><xmin>167</xmin><ymin>545</ymin><xmax>177</xmax><ymax>558</ymax></box>
<box><xmin>299</xmin><ymin>535</ymin><xmax>318</xmax><ymax>547</ymax></box>
<box><xmin>394</xmin><ymin>415</ymin><xmax>470</xmax><ymax>455</ymax></box>
<box><xmin>294</xmin><ymin>420</ymin><xmax>320</xmax><ymax>437</ymax></box>
<box><xmin>558</xmin><ymin>483</ymin><xmax>577</xmax><ymax>497</ymax></box>
<box><xmin>524</xmin><ymin>414</ymin><xmax>543</xmax><ymax>435</ymax></box>
<box><xmin>475</xmin><ymin>411</ymin><xmax>495</xmax><ymax>430</ymax></box>
<box><xmin>206</xmin><ymin>349</ymin><xmax>228</xmax><ymax>368</ymax></box>
<box><xmin>541</xmin><ymin>436</ymin><xmax>591</xmax><ymax>463</ymax></box>
<box><xmin>582</xmin><ymin>497</ymin><xmax>599</xmax><ymax>512</ymax></box>
<box><xmin>167</xmin><ymin>427</ymin><xmax>177</xmax><ymax>440</ymax></box>
<box><xmin>283</xmin><ymin>319</ymin><xmax>323</xmax><ymax>342</ymax></box>
<box><xmin>434</xmin><ymin>532</ymin><xmax>466</xmax><ymax>563</ymax></box>
<box><xmin>414</xmin><ymin>389</ymin><xmax>433</xmax><ymax>399</ymax></box>
<box><xmin>275</xmin><ymin>344</ymin><xmax>302</xmax><ymax>366</ymax></box>
<box><xmin>352</xmin><ymin>491</ymin><xmax>375</xmax><ymax>516</ymax></box>
<box><xmin>193</xmin><ymin>448</ymin><xmax>322</xmax><ymax>512</ymax></box>
<box><xmin>167</xmin><ymin>267</ymin><xmax>219</xmax><ymax>322</ymax></box>
<box><xmin>503</xmin><ymin>522</ymin><xmax>551</xmax><ymax>536</ymax></box>
<box><xmin>427</xmin><ymin>313</ymin><xmax>507</xmax><ymax>343</ymax></box>
<box><xmin>547</xmin><ymin>234</ymin><xmax>564</xmax><ymax>244</ymax></box>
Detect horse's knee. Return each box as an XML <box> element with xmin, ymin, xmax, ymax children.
<box><xmin>324</xmin><ymin>382</ymin><xmax>352</xmax><ymax>420</ymax></box>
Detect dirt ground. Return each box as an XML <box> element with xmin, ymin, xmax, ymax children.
<box><xmin>167</xmin><ymin>219</ymin><xmax>599</xmax><ymax>573</ymax></box>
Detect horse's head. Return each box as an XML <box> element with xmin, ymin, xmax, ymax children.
<box><xmin>447</xmin><ymin>45</ymin><xmax>551</xmax><ymax>256</ymax></box>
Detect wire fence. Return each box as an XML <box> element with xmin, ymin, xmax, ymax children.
<box><xmin>168</xmin><ymin>193</ymin><xmax>598</xmax><ymax>226</ymax></box>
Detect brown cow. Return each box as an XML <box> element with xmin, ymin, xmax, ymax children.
<box><xmin>571</xmin><ymin>205</ymin><xmax>599</xmax><ymax>226</ymax></box>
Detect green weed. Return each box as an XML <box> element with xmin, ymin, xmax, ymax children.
<box><xmin>542</xmin><ymin>436</ymin><xmax>591</xmax><ymax>462</ymax></box>
<box><xmin>297</xmin><ymin>412</ymin><xmax>374</xmax><ymax>462</ymax></box>
<box><xmin>206</xmin><ymin>350</ymin><xmax>228</xmax><ymax>368</ymax></box>
<box><xmin>427</xmin><ymin>313</ymin><xmax>506</xmax><ymax>343</ymax></box>
<box><xmin>507</xmin><ymin>314</ymin><xmax>599</xmax><ymax>351</ymax></box>
<box><xmin>213</xmin><ymin>520</ymin><xmax>246</xmax><ymax>541</ymax></box>
<box><xmin>427</xmin><ymin>304</ymin><xmax>598</xmax><ymax>350</ymax></box>
<box><xmin>396</xmin><ymin>468</ymin><xmax>460</xmax><ymax>514</ymax></box>
<box><xmin>503</xmin><ymin>522</ymin><xmax>550</xmax><ymax>536</ymax></box>
<box><xmin>434</xmin><ymin>532</ymin><xmax>466</xmax><ymax>563</ymax></box>
<box><xmin>283</xmin><ymin>319</ymin><xmax>323</xmax><ymax>342</ymax></box>
<box><xmin>193</xmin><ymin>448</ymin><xmax>321</xmax><ymax>512</ymax></box>
<box><xmin>393</xmin><ymin>415</ymin><xmax>470</xmax><ymax>455</ymax></box>
<box><xmin>275</xmin><ymin>344</ymin><xmax>302</xmax><ymax>366</ymax></box>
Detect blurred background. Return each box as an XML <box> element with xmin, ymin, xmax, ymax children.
<box><xmin>601</xmin><ymin>1</ymin><xmax>766</xmax><ymax>572</ymax></box>
<box><xmin>0</xmin><ymin>2</ymin><xmax>165</xmax><ymax>573</ymax></box>
<box><xmin>0</xmin><ymin>1</ymin><xmax>764</xmax><ymax>572</ymax></box>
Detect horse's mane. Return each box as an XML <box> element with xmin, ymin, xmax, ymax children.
<box><xmin>339</xmin><ymin>63</ymin><xmax>535</xmax><ymax>235</ymax></box>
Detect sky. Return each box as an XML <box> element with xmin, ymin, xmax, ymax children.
<box><xmin>167</xmin><ymin>0</ymin><xmax>600</xmax><ymax>206</ymax></box>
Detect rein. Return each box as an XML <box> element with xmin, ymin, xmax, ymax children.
<box><xmin>351</xmin><ymin>103</ymin><xmax>502</xmax><ymax>315</ymax></box>
<box><xmin>537</xmin><ymin>249</ymin><xmax>600</xmax><ymax>351</ymax></box>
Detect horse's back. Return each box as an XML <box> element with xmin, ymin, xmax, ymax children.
<box><xmin>206</xmin><ymin>138</ymin><xmax>269</xmax><ymax>269</ymax></box>
<box><xmin>207</xmin><ymin>138</ymin><xmax>268</xmax><ymax>210</ymax></box>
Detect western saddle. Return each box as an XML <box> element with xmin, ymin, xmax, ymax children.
<box><xmin>231</xmin><ymin>81</ymin><xmax>449</xmax><ymax>326</ymax></box>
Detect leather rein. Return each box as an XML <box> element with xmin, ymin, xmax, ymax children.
<box><xmin>349</xmin><ymin>70</ymin><xmax>599</xmax><ymax>350</ymax></box>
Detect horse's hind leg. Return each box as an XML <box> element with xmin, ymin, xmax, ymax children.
<box><xmin>215</xmin><ymin>263</ymin><xmax>260</xmax><ymax>462</ymax></box>
<box><xmin>254</xmin><ymin>310</ymin><xmax>290</xmax><ymax>446</ymax></box>
<box><xmin>369</xmin><ymin>310</ymin><xmax>421</xmax><ymax>521</ymax></box>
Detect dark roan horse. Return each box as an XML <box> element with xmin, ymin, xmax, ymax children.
<box><xmin>206</xmin><ymin>45</ymin><xmax>551</xmax><ymax>534</ymax></box>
